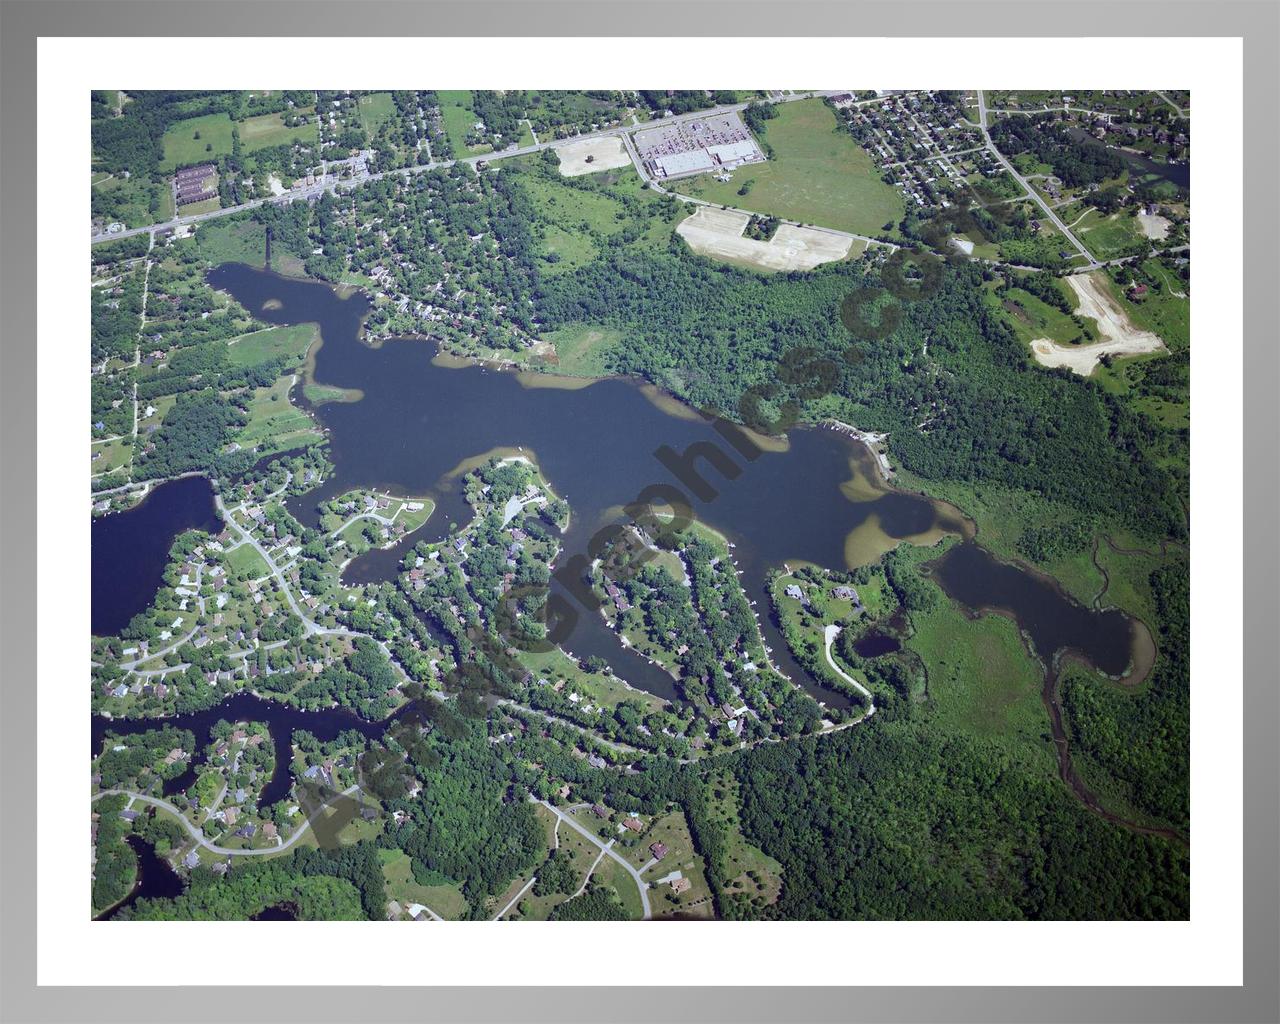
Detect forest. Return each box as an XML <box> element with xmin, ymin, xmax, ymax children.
<box><xmin>729</xmin><ymin>721</ymin><xmax>1188</xmax><ymax>919</ymax></box>
<box><xmin>989</xmin><ymin>114</ymin><xmax>1126</xmax><ymax>187</ymax></box>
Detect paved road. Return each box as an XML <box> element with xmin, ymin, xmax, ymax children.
<box><xmin>823</xmin><ymin>624</ymin><xmax>874</xmax><ymax>708</ymax></box>
<box><xmin>533</xmin><ymin>798</ymin><xmax>651</xmax><ymax>919</ymax></box>
<box><xmin>976</xmin><ymin>90</ymin><xmax>1098</xmax><ymax>268</ymax></box>
<box><xmin>95</xmin><ymin>784</ymin><xmax>360</xmax><ymax>857</ymax></box>
<box><xmin>493</xmin><ymin>874</ymin><xmax>539</xmax><ymax>921</ymax></box>
<box><xmin>93</xmin><ymin>92</ymin><xmax>851</xmax><ymax>246</ymax></box>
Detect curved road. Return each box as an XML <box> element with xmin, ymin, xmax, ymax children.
<box><xmin>94</xmin><ymin>783</ymin><xmax>360</xmax><ymax>857</ymax></box>
<box><xmin>533</xmin><ymin>798</ymin><xmax>652</xmax><ymax>919</ymax></box>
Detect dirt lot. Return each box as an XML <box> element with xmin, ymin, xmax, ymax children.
<box><xmin>1137</xmin><ymin>211</ymin><xmax>1173</xmax><ymax>240</ymax></box>
<box><xmin>1029</xmin><ymin>271</ymin><xmax>1166</xmax><ymax>375</ymax></box>
<box><xmin>555</xmin><ymin>136</ymin><xmax>632</xmax><ymax>176</ymax></box>
<box><xmin>676</xmin><ymin>207</ymin><xmax>854</xmax><ymax>272</ymax></box>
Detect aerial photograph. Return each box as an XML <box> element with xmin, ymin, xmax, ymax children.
<box><xmin>88</xmin><ymin>88</ymin><xmax>1190</xmax><ymax>922</ymax></box>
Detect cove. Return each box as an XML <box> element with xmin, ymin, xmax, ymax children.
<box><xmin>205</xmin><ymin>262</ymin><xmax>971</xmax><ymax>706</ymax></box>
<box><xmin>93</xmin><ymin>692</ymin><xmax>398</xmax><ymax>806</ymax></box>
<box><xmin>92</xmin><ymin>475</ymin><xmax>221</xmax><ymax>637</ymax></box>
<box><xmin>94</xmin><ymin>834</ymin><xmax>185</xmax><ymax>921</ymax></box>
<box><xmin>925</xmin><ymin>541</ymin><xmax>1176</xmax><ymax>840</ymax></box>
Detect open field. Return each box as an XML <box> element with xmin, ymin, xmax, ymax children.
<box><xmin>357</xmin><ymin>92</ymin><xmax>396</xmax><ymax>132</ymax></box>
<box><xmin>1073</xmin><ymin>207</ymin><xmax>1151</xmax><ymax>260</ymax></box>
<box><xmin>378</xmin><ymin>848</ymin><xmax>468</xmax><ymax>920</ymax></box>
<box><xmin>537</xmin><ymin>323</ymin><xmax>624</xmax><ymax>377</ymax></box>
<box><xmin>234</xmin><ymin>376</ymin><xmax>323</xmax><ymax>453</ymax></box>
<box><xmin>195</xmin><ymin>218</ymin><xmax>266</xmax><ymax>267</ymax></box>
<box><xmin>239</xmin><ymin>109</ymin><xmax>317</xmax><ymax>152</ymax></box>
<box><xmin>1029</xmin><ymin>271</ymin><xmax>1166</xmax><ymax>375</ymax></box>
<box><xmin>555</xmin><ymin>136</ymin><xmax>631</xmax><ymax>176</ymax></box>
<box><xmin>224</xmin><ymin>542</ymin><xmax>270</xmax><ymax>578</ymax></box>
<box><xmin>438</xmin><ymin>90</ymin><xmax>490</xmax><ymax>156</ymax></box>
<box><xmin>676</xmin><ymin>206</ymin><xmax>859</xmax><ymax>272</ymax></box>
<box><xmin>226</xmin><ymin>324</ymin><xmax>318</xmax><ymax>368</ymax></box>
<box><xmin>678</xmin><ymin>99</ymin><xmax>904</xmax><ymax>238</ymax></box>
<box><xmin>520</xmin><ymin>167</ymin><xmax>672</xmax><ymax>274</ymax></box>
<box><xmin>161</xmin><ymin>113</ymin><xmax>234</xmax><ymax>170</ymax></box>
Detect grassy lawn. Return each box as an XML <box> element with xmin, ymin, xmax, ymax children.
<box><xmin>538</xmin><ymin>323</ymin><xmax>624</xmax><ymax>377</ymax></box>
<box><xmin>1074</xmin><ymin>208</ymin><xmax>1151</xmax><ymax>261</ymax></box>
<box><xmin>224</xmin><ymin>542</ymin><xmax>270</xmax><ymax>578</ymax></box>
<box><xmin>226</xmin><ymin>324</ymin><xmax>318</xmax><ymax>368</ymax></box>
<box><xmin>592</xmin><ymin>857</ymin><xmax>645</xmax><ymax>920</ymax></box>
<box><xmin>438</xmin><ymin>90</ymin><xmax>489</xmax><ymax>156</ymax></box>
<box><xmin>905</xmin><ymin>573</ymin><xmax>1052</xmax><ymax>751</ymax></box>
<box><xmin>234</xmin><ymin>376</ymin><xmax>323</xmax><ymax>453</ymax></box>
<box><xmin>357</xmin><ymin>92</ymin><xmax>396</xmax><ymax>132</ymax></box>
<box><xmin>196</xmin><ymin>218</ymin><xmax>267</xmax><ymax>267</ymax></box>
<box><xmin>678</xmin><ymin>98</ymin><xmax>904</xmax><ymax>237</ymax></box>
<box><xmin>179</xmin><ymin>197</ymin><xmax>222</xmax><ymax>216</ymax></box>
<box><xmin>161</xmin><ymin>112</ymin><xmax>234</xmax><ymax>170</ymax></box>
<box><xmin>378</xmin><ymin>848</ymin><xmax>469</xmax><ymax>919</ymax></box>
<box><xmin>91</xmin><ymin>435</ymin><xmax>134</xmax><ymax>476</ymax></box>
<box><xmin>238</xmin><ymin>109</ymin><xmax>317</xmax><ymax>152</ymax></box>
<box><xmin>705</xmin><ymin>768</ymin><xmax>784</xmax><ymax>912</ymax></box>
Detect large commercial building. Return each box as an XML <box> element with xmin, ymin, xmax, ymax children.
<box><xmin>633</xmin><ymin>112</ymin><xmax>766</xmax><ymax>181</ymax></box>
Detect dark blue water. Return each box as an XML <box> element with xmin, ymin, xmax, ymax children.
<box><xmin>92</xmin><ymin>475</ymin><xmax>221</xmax><ymax>636</ymax></box>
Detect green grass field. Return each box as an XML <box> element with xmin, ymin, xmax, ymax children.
<box><xmin>226</xmin><ymin>324</ymin><xmax>318</xmax><ymax>368</ymax></box>
<box><xmin>1074</xmin><ymin>207</ymin><xmax>1151</xmax><ymax>261</ymax></box>
<box><xmin>224</xmin><ymin>542</ymin><xmax>270</xmax><ymax>578</ymax></box>
<box><xmin>378</xmin><ymin>848</ymin><xmax>468</xmax><ymax>920</ymax></box>
<box><xmin>196</xmin><ymin>218</ymin><xmax>267</xmax><ymax>268</ymax></box>
<box><xmin>519</xmin><ymin>166</ymin><xmax>672</xmax><ymax>275</ymax></box>
<box><xmin>357</xmin><ymin>92</ymin><xmax>396</xmax><ymax>132</ymax></box>
<box><xmin>238</xmin><ymin>110</ymin><xmax>317</xmax><ymax>152</ymax></box>
<box><xmin>438</xmin><ymin>90</ymin><xmax>490</xmax><ymax>156</ymax></box>
<box><xmin>679</xmin><ymin>99</ymin><xmax>904</xmax><ymax>237</ymax></box>
<box><xmin>161</xmin><ymin>112</ymin><xmax>234</xmax><ymax>170</ymax></box>
<box><xmin>907</xmin><ymin>590</ymin><xmax>1050</xmax><ymax>743</ymax></box>
<box><xmin>235</xmin><ymin>376</ymin><xmax>323</xmax><ymax>453</ymax></box>
<box><xmin>538</xmin><ymin>323</ymin><xmax>624</xmax><ymax>377</ymax></box>
<box><xmin>986</xmin><ymin>280</ymin><xmax>1096</xmax><ymax>348</ymax></box>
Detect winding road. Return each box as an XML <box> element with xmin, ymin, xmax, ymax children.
<box><xmin>533</xmin><ymin>798</ymin><xmax>652</xmax><ymax>920</ymax></box>
<box><xmin>94</xmin><ymin>783</ymin><xmax>361</xmax><ymax>857</ymax></box>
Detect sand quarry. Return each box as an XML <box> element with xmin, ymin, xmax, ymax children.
<box><xmin>1030</xmin><ymin>271</ymin><xmax>1167</xmax><ymax>376</ymax></box>
<box><xmin>676</xmin><ymin>207</ymin><xmax>854</xmax><ymax>272</ymax></box>
<box><xmin>555</xmin><ymin>136</ymin><xmax>632</xmax><ymax>176</ymax></box>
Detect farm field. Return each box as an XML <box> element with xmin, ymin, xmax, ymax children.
<box><xmin>678</xmin><ymin>98</ymin><xmax>904</xmax><ymax>238</ymax></box>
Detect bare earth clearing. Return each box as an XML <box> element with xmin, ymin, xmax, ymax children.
<box><xmin>1137</xmin><ymin>211</ymin><xmax>1172</xmax><ymax>240</ymax></box>
<box><xmin>555</xmin><ymin>136</ymin><xmax>631</xmax><ymax>176</ymax></box>
<box><xmin>676</xmin><ymin>207</ymin><xmax>853</xmax><ymax>272</ymax></box>
<box><xmin>1030</xmin><ymin>271</ymin><xmax>1166</xmax><ymax>376</ymax></box>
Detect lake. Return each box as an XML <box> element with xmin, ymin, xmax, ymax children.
<box><xmin>91</xmin><ymin>474</ymin><xmax>221</xmax><ymax>637</ymax></box>
<box><xmin>203</xmin><ymin>262</ymin><xmax>974</xmax><ymax>705</ymax></box>
<box><xmin>92</xmin><ymin>264</ymin><xmax>1150</xmax><ymax>715</ymax></box>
